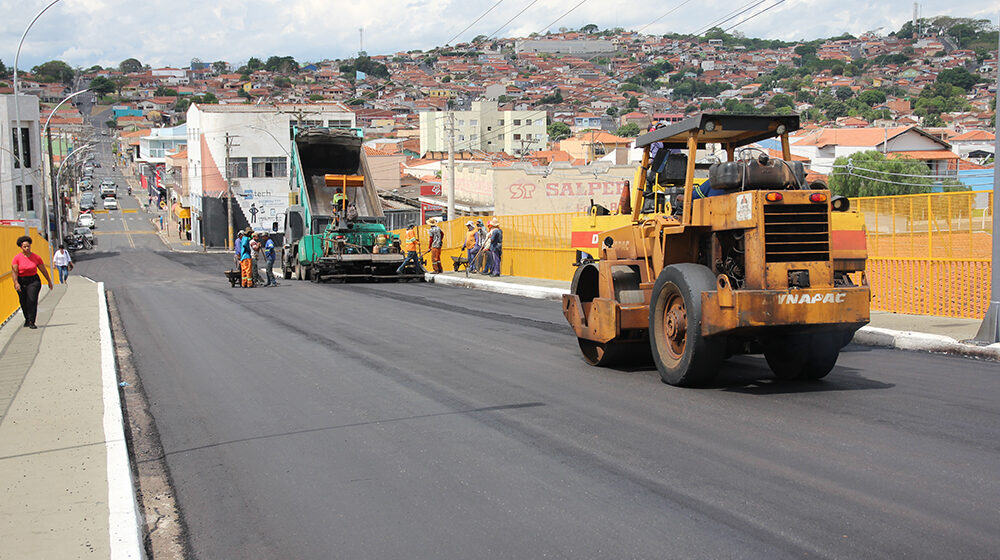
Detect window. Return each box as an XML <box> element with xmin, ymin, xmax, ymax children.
<box><xmin>12</xmin><ymin>127</ymin><xmax>31</xmax><ymax>168</ymax></box>
<box><xmin>470</xmin><ymin>119</ymin><xmax>478</xmax><ymax>126</ymax></box>
<box><xmin>327</xmin><ymin>119</ymin><xmax>351</xmax><ymax>128</ymax></box>
<box><xmin>525</xmin><ymin>119</ymin><xmax>532</xmax><ymax>125</ymax></box>
<box><xmin>513</xmin><ymin>119</ymin><xmax>521</xmax><ymax>125</ymax></box>
<box><xmin>458</xmin><ymin>119</ymin><xmax>465</xmax><ymax>126</ymax></box>
<box><xmin>513</xmin><ymin>134</ymin><xmax>522</xmax><ymax>140</ymax></box>
<box><xmin>471</xmin><ymin>134</ymin><xmax>478</xmax><ymax>142</ymax></box>
<box><xmin>498</xmin><ymin>119</ymin><xmax>504</xmax><ymax>126</ymax></box>
<box><xmin>252</xmin><ymin>157</ymin><xmax>287</xmax><ymax>178</ymax></box>
<box><xmin>228</xmin><ymin>157</ymin><xmax>249</xmax><ymax>178</ymax></box>
<box><xmin>15</xmin><ymin>185</ymin><xmax>34</xmax><ymax>213</ymax></box>
<box><xmin>526</xmin><ymin>133</ymin><xmax>533</xmax><ymax>140</ymax></box>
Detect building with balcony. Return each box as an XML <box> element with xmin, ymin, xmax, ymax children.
<box><xmin>419</xmin><ymin>101</ymin><xmax>547</xmax><ymax>157</ymax></box>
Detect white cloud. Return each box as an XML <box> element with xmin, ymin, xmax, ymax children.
<box><xmin>0</xmin><ymin>0</ymin><xmax>995</xmax><ymax>70</ymax></box>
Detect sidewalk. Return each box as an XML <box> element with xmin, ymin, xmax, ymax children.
<box><xmin>428</xmin><ymin>271</ymin><xmax>1000</xmax><ymax>360</ymax></box>
<box><xmin>0</xmin><ymin>278</ymin><xmax>143</xmax><ymax>559</ymax></box>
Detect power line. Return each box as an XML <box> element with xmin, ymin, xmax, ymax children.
<box><xmin>445</xmin><ymin>0</ymin><xmax>505</xmax><ymax>46</ymax></box>
<box><xmin>537</xmin><ymin>0</ymin><xmax>590</xmax><ymax>36</ymax></box>
<box><xmin>637</xmin><ymin>0</ymin><xmax>697</xmax><ymax>35</ymax></box>
<box><xmin>486</xmin><ymin>0</ymin><xmax>543</xmax><ymax>41</ymax></box>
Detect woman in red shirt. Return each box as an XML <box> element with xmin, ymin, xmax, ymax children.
<box><xmin>11</xmin><ymin>235</ymin><xmax>53</xmax><ymax>329</ymax></box>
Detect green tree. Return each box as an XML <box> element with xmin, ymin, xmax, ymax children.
<box><xmin>605</xmin><ymin>107</ymin><xmax>618</xmax><ymax>117</ymax></box>
<box><xmin>274</xmin><ymin>77</ymin><xmax>292</xmax><ymax>88</ymax></box>
<box><xmin>0</xmin><ymin>59</ymin><xmax>7</xmax><ymax>77</ymax></box>
<box><xmin>835</xmin><ymin>86</ymin><xmax>854</xmax><ymax>100</ymax></box>
<box><xmin>212</xmin><ymin>61</ymin><xmax>228</xmax><ymax>74</ymax></box>
<box><xmin>246</xmin><ymin>57</ymin><xmax>264</xmax><ymax>72</ymax></box>
<box><xmin>89</xmin><ymin>76</ymin><xmax>116</xmax><ymax>95</ymax></box>
<box><xmin>309</xmin><ymin>93</ymin><xmax>325</xmax><ymax>101</ymax></box>
<box><xmin>936</xmin><ymin>67</ymin><xmax>979</xmax><ymax>91</ymax></box>
<box><xmin>31</xmin><ymin>60</ymin><xmax>74</xmax><ymax>83</ymax></box>
<box><xmin>547</xmin><ymin>121</ymin><xmax>571</xmax><ymax>142</ymax></box>
<box><xmin>770</xmin><ymin>93</ymin><xmax>794</xmax><ymax>108</ymax></box>
<box><xmin>626</xmin><ymin>96</ymin><xmax>639</xmax><ymax>109</ymax></box>
<box><xmin>615</xmin><ymin>123</ymin><xmax>640</xmax><ymax>137</ymax></box>
<box><xmin>579</xmin><ymin>23</ymin><xmax>599</xmax><ymax>34</ymax></box>
<box><xmin>857</xmin><ymin>89</ymin><xmax>886</xmax><ymax>107</ymax></box>
<box><xmin>154</xmin><ymin>86</ymin><xmax>178</xmax><ymax>96</ymax></box>
<box><xmin>824</xmin><ymin>101</ymin><xmax>849</xmax><ymax>119</ymax></box>
<box><xmin>265</xmin><ymin>56</ymin><xmax>299</xmax><ymax>74</ymax></box>
<box><xmin>829</xmin><ymin>151</ymin><xmax>933</xmax><ymax>197</ymax></box>
<box><xmin>619</xmin><ymin>83</ymin><xmax>642</xmax><ymax>93</ymax></box>
<box><xmin>119</xmin><ymin>58</ymin><xmax>142</xmax><ymax>73</ymax></box>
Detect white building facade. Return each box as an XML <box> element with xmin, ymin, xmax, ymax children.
<box><xmin>420</xmin><ymin>101</ymin><xmax>547</xmax><ymax>157</ymax></box>
<box><xmin>186</xmin><ymin>103</ymin><xmax>356</xmax><ymax>247</ymax></box>
<box><xmin>0</xmin><ymin>95</ymin><xmax>44</xmax><ymax>225</ymax></box>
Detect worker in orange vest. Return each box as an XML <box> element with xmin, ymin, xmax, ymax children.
<box><xmin>460</xmin><ymin>221</ymin><xmax>479</xmax><ymax>272</ymax></box>
<box><xmin>396</xmin><ymin>223</ymin><xmax>423</xmax><ymax>274</ymax></box>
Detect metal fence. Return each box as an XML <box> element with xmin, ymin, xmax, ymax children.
<box><xmin>852</xmin><ymin>190</ymin><xmax>994</xmax><ymax>319</ymax></box>
<box><xmin>398</xmin><ymin>189</ymin><xmax>995</xmax><ymax>319</ymax></box>
<box><xmin>1</xmin><ymin>226</ymin><xmax>57</xmax><ymax>323</ymax></box>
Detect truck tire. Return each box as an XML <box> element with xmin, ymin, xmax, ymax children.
<box><xmin>799</xmin><ymin>332</ymin><xmax>842</xmax><ymax>380</ymax></box>
<box><xmin>294</xmin><ymin>261</ymin><xmax>303</xmax><ymax>281</ymax></box>
<box><xmin>649</xmin><ymin>264</ymin><xmax>725</xmax><ymax>387</ymax></box>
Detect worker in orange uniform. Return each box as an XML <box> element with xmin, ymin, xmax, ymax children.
<box><xmin>427</xmin><ymin>218</ymin><xmax>444</xmax><ymax>274</ymax></box>
<box><xmin>460</xmin><ymin>221</ymin><xmax>478</xmax><ymax>272</ymax></box>
<box><xmin>396</xmin><ymin>223</ymin><xmax>423</xmax><ymax>274</ymax></box>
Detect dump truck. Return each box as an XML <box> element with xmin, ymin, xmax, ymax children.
<box><xmin>282</xmin><ymin>128</ymin><xmax>423</xmax><ymax>282</ymax></box>
<box><xmin>562</xmin><ymin>114</ymin><xmax>870</xmax><ymax>386</ymax></box>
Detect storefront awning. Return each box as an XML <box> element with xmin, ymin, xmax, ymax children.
<box><xmin>172</xmin><ymin>203</ymin><xmax>191</xmax><ymax>219</ymax></box>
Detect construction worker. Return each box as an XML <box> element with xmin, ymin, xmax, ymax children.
<box><xmin>332</xmin><ymin>191</ymin><xmax>346</xmax><ymax>214</ymax></box>
<box><xmin>395</xmin><ymin>223</ymin><xmax>422</xmax><ymax>274</ymax></box>
<box><xmin>427</xmin><ymin>218</ymin><xmax>444</xmax><ymax>274</ymax></box>
<box><xmin>484</xmin><ymin>218</ymin><xmax>503</xmax><ymax>277</ymax></box>
<box><xmin>474</xmin><ymin>219</ymin><xmax>488</xmax><ymax>272</ymax></box>
<box><xmin>239</xmin><ymin>227</ymin><xmax>254</xmax><ymax>287</ymax></box>
<box><xmin>460</xmin><ymin>221</ymin><xmax>478</xmax><ymax>272</ymax></box>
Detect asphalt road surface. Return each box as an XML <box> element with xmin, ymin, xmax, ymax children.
<box><xmin>73</xmin><ymin>123</ymin><xmax>1000</xmax><ymax>560</ymax></box>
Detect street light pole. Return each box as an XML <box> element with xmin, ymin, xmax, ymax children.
<box><xmin>973</xmin><ymin>23</ymin><xmax>1000</xmax><ymax>344</ymax></box>
<box><xmin>43</xmin><ymin>88</ymin><xmax>90</xmax><ymax>244</ymax></box>
<box><xmin>12</xmin><ymin>0</ymin><xmax>65</xmax><ymax>235</ymax></box>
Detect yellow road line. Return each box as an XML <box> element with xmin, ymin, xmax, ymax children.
<box><xmin>94</xmin><ymin>230</ymin><xmax>157</xmax><ymax>235</ymax></box>
<box><xmin>122</xmin><ymin>209</ymin><xmax>138</xmax><ymax>214</ymax></box>
<box><xmin>120</xmin><ymin>211</ymin><xmax>136</xmax><ymax>248</ymax></box>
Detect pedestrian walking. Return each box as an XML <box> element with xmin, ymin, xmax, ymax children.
<box><xmin>460</xmin><ymin>221</ymin><xmax>478</xmax><ymax>272</ymax></box>
<box><xmin>10</xmin><ymin>236</ymin><xmax>54</xmax><ymax>329</ymax></box>
<box><xmin>239</xmin><ymin>227</ymin><xmax>254</xmax><ymax>287</ymax></box>
<box><xmin>262</xmin><ymin>232</ymin><xmax>278</xmax><ymax>287</ymax></box>
<box><xmin>486</xmin><ymin>218</ymin><xmax>503</xmax><ymax>277</ymax></box>
<box><xmin>395</xmin><ymin>223</ymin><xmax>422</xmax><ymax>274</ymax></box>
<box><xmin>52</xmin><ymin>244</ymin><xmax>72</xmax><ymax>283</ymax></box>
<box><xmin>427</xmin><ymin>218</ymin><xmax>444</xmax><ymax>274</ymax></box>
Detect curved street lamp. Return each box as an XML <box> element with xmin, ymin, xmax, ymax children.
<box><xmin>12</xmin><ymin>0</ymin><xmax>66</xmax><ymax>234</ymax></box>
<box><xmin>42</xmin><ymin>89</ymin><xmax>91</xmax><ymax>243</ymax></box>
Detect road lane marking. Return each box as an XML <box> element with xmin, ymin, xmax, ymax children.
<box><xmin>94</xmin><ymin>231</ymin><xmax>157</xmax><ymax>235</ymax></box>
<box><xmin>118</xmin><ymin>212</ymin><xmax>136</xmax><ymax>248</ymax></box>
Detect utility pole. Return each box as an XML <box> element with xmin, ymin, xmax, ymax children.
<box><xmin>224</xmin><ymin>133</ymin><xmax>239</xmax><ymax>250</ymax></box>
<box><xmin>46</xmin><ymin>124</ymin><xmax>59</xmax><ymax>243</ymax></box>
<box><xmin>447</xmin><ymin>111</ymin><xmax>456</xmax><ymax>221</ymax></box>
<box><xmin>973</xmin><ymin>23</ymin><xmax>1000</xmax><ymax>343</ymax></box>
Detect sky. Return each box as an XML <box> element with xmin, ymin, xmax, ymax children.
<box><xmin>0</xmin><ymin>0</ymin><xmax>996</xmax><ymax>71</ymax></box>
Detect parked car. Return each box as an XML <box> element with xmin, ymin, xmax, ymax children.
<box><xmin>80</xmin><ymin>198</ymin><xmax>95</xmax><ymax>212</ymax></box>
<box><xmin>73</xmin><ymin>226</ymin><xmax>95</xmax><ymax>243</ymax></box>
<box><xmin>103</xmin><ymin>197</ymin><xmax>118</xmax><ymax>210</ymax></box>
<box><xmin>77</xmin><ymin>213</ymin><xmax>96</xmax><ymax>229</ymax></box>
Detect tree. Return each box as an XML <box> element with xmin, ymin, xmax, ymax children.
<box><xmin>829</xmin><ymin>151</ymin><xmax>933</xmax><ymax>197</ymax></box>
<box><xmin>606</xmin><ymin>107</ymin><xmax>618</xmax><ymax>117</ymax></box>
<box><xmin>274</xmin><ymin>77</ymin><xmax>292</xmax><ymax>88</ymax></box>
<box><xmin>770</xmin><ymin>93</ymin><xmax>794</xmax><ymax>109</ymax></box>
<box><xmin>31</xmin><ymin>60</ymin><xmax>74</xmax><ymax>83</ymax></box>
<box><xmin>264</xmin><ymin>56</ymin><xmax>299</xmax><ymax>74</ymax></box>
<box><xmin>154</xmin><ymin>86</ymin><xmax>179</xmax><ymax>96</ymax></box>
<box><xmin>580</xmin><ymin>23</ymin><xmax>599</xmax><ymax>34</ymax></box>
<box><xmin>626</xmin><ymin>96</ymin><xmax>639</xmax><ymax>109</ymax></box>
<box><xmin>309</xmin><ymin>93</ymin><xmax>324</xmax><ymax>101</ymax></box>
<box><xmin>246</xmin><ymin>57</ymin><xmax>264</xmax><ymax>72</ymax></box>
<box><xmin>936</xmin><ymin>67</ymin><xmax>979</xmax><ymax>91</ymax></box>
<box><xmin>615</xmin><ymin>123</ymin><xmax>640</xmax><ymax>137</ymax></box>
<box><xmin>824</xmin><ymin>101</ymin><xmax>849</xmax><ymax>119</ymax></box>
<box><xmin>835</xmin><ymin>86</ymin><xmax>854</xmax><ymax>101</ymax></box>
<box><xmin>857</xmin><ymin>89</ymin><xmax>886</xmax><ymax>107</ymax></box>
<box><xmin>212</xmin><ymin>61</ymin><xmax>228</xmax><ymax>74</ymax></box>
<box><xmin>619</xmin><ymin>83</ymin><xmax>642</xmax><ymax>93</ymax></box>
<box><xmin>89</xmin><ymin>76</ymin><xmax>116</xmax><ymax>95</ymax></box>
<box><xmin>547</xmin><ymin>121</ymin><xmax>571</xmax><ymax>141</ymax></box>
<box><xmin>119</xmin><ymin>58</ymin><xmax>142</xmax><ymax>73</ymax></box>
<box><xmin>0</xmin><ymin>59</ymin><xmax>7</xmax><ymax>77</ymax></box>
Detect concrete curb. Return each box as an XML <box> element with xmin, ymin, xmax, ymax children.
<box><xmin>426</xmin><ymin>273</ymin><xmax>569</xmax><ymax>301</ymax></box>
<box><xmin>427</xmin><ymin>274</ymin><xmax>999</xmax><ymax>361</ymax></box>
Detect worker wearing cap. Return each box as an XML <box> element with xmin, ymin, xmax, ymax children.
<box><xmin>461</xmin><ymin>221</ymin><xmax>478</xmax><ymax>272</ymax></box>
<box><xmin>396</xmin><ymin>223</ymin><xmax>422</xmax><ymax>275</ymax></box>
<box><xmin>474</xmin><ymin>219</ymin><xmax>488</xmax><ymax>272</ymax></box>
<box><xmin>483</xmin><ymin>218</ymin><xmax>503</xmax><ymax>276</ymax></box>
<box><xmin>427</xmin><ymin>218</ymin><xmax>444</xmax><ymax>274</ymax></box>
<box><xmin>239</xmin><ymin>227</ymin><xmax>254</xmax><ymax>287</ymax></box>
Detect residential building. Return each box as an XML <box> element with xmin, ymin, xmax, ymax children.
<box><xmin>419</xmin><ymin>101</ymin><xmax>547</xmax><ymax>157</ymax></box>
<box><xmin>789</xmin><ymin>126</ymin><xmax>958</xmax><ymax>176</ymax></box>
<box><xmin>0</xmin><ymin>95</ymin><xmax>44</xmax><ymax>225</ymax></box>
<box><xmin>558</xmin><ymin>131</ymin><xmax>633</xmax><ymax>164</ymax></box>
<box><xmin>514</xmin><ymin>39</ymin><xmax>616</xmax><ymax>55</ymax></box>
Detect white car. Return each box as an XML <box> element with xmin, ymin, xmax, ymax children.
<box><xmin>78</xmin><ymin>213</ymin><xmax>96</xmax><ymax>229</ymax></box>
<box><xmin>103</xmin><ymin>197</ymin><xmax>118</xmax><ymax>210</ymax></box>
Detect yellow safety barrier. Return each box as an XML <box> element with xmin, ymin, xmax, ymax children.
<box><xmin>852</xmin><ymin>190</ymin><xmax>994</xmax><ymax>319</ymax></box>
<box><xmin>397</xmin><ymin>188</ymin><xmax>995</xmax><ymax>319</ymax></box>
<box><xmin>0</xmin><ymin>226</ymin><xmax>57</xmax><ymax>322</ymax></box>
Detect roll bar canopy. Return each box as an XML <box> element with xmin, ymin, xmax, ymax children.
<box><xmin>635</xmin><ymin>113</ymin><xmax>801</xmax><ymax>149</ymax></box>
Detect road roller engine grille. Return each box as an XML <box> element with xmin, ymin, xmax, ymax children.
<box><xmin>763</xmin><ymin>203</ymin><xmax>830</xmax><ymax>263</ymax></box>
